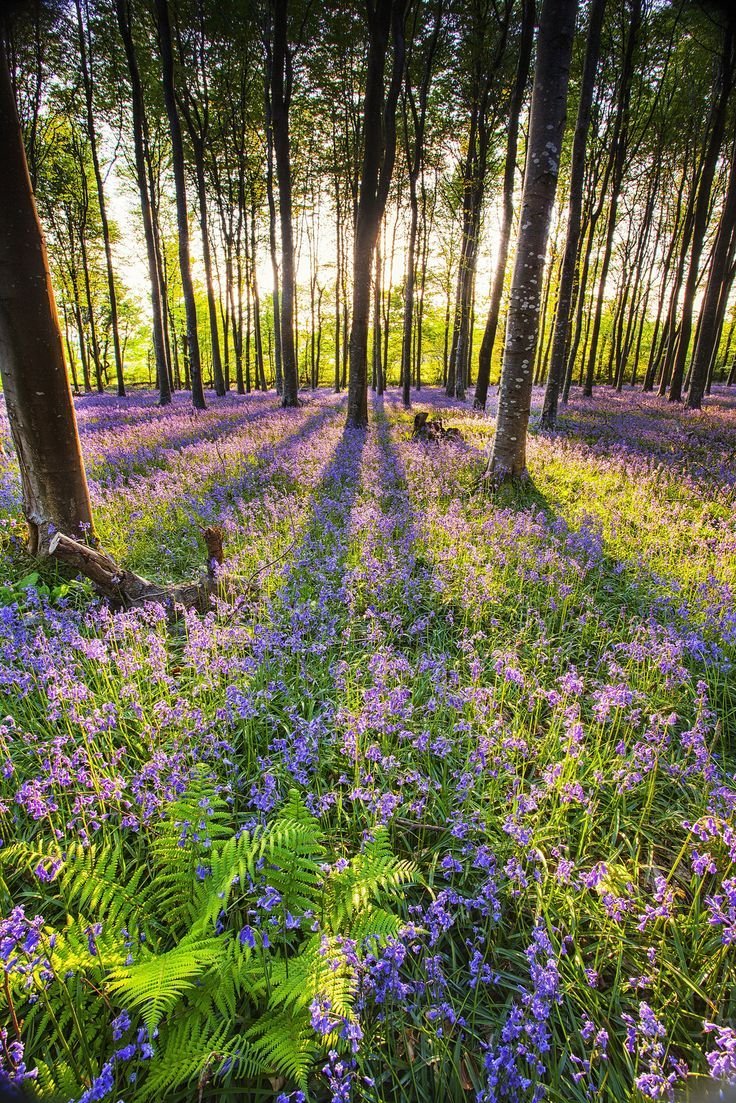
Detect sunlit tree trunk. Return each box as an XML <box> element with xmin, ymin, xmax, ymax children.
<box><xmin>115</xmin><ymin>0</ymin><xmax>171</xmax><ymax>405</ymax></box>
<box><xmin>541</xmin><ymin>0</ymin><xmax>605</xmax><ymax>427</ymax></box>
<box><xmin>669</xmin><ymin>26</ymin><xmax>733</xmax><ymax>402</ymax></box>
<box><xmin>475</xmin><ymin>0</ymin><xmax>534</xmax><ymax>410</ymax></box>
<box><xmin>75</xmin><ymin>0</ymin><xmax>125</xmax><ymax>397</ymax></box>
<box><xmin>583</xmin><ymin>0</ymin><xmax>641</xmax><ymax>397</ymax></box>
<box><xmin>486</xmin><ymin>0</ymin><xmax>577</xmax><ymax>480</ymax></box>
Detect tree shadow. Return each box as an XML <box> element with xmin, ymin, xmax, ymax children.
<box><xmin>107</xmin><ymin>399</ymin><xmax>347</xmax><ymax>579</ymax></box>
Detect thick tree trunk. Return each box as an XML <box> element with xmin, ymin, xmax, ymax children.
<box><xmin>346</xmin><ymin>0</ymin><xmax>405</xmax><ymax>428</ymax></box>
<box><xmin>485</xmin><ymin>0</ymin><xmax>577</xmax><ymax>480</ymax></box>
<box><xmin>475</xmin><ymin>0</ymin><xmax>534</xmax><ymax>410</ymax></box>
<box><xmin>0</xmin><ymin>43</ymin><xmax>95</xmax><ymax>555</ymax></box>
<box><xmin>155</xmin><ymin>0</ymin><xmax>205</xmax><ymax>409</ymax></box>
<box><xmin>541</xmin><ymin>0</ymin><xmax>605</xmax><ymax>427</ymax></box>
<box><xmin>115</xmin><ymin>0</ymin><xmax>170</xmax><ymax>403</ymax></box>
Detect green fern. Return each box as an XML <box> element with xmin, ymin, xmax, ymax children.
<box><xmin>326</xmin><ymin>827</ymin><xmax>415</xmax><ymax>930</ymax></box>
<box><xmin>245</xmin><ymin>1008</ymin><xmax>319</xmax><ymax>1089</ymax></box>
<box><xmin>109</xmin><ymin>933</ymin><xmax>223</xmax><ymax>1032</ymax></box>
<box><xmin>3</xmin><ymin>785</ymin><xmax>416</xmax><ymax>1100</ymax></box>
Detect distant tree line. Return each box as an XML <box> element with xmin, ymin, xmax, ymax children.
<box><xmin>1</xmin><ymin>0</ymin><xmax>735</xmax><ymax>484</ymax></box>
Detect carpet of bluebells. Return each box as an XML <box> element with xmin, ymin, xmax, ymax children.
<box><xmin>1</xmin><ymin>382</ymin><xmax>736</xmax><ymax>1102</ymax></box>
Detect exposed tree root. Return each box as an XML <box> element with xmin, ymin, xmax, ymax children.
<box><xmin>49</xmin><ymin>525</ymin><xmax>230</xmax><ymax>613</ymax></box>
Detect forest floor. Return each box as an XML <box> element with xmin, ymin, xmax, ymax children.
<box><xmin>1</xmin><ymin>385</ymin><xmax>735</xmax><ymax>1102</ymax></box>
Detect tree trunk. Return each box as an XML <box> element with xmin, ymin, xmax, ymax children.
<box><xmin>583</xmin><ymin>0</ymin><xmax>641</xmax><ymax>397</ymax></box>
<box><xmin>346</xmin><ymin>0</ymin><xmax>405</xmax><ymax>428</ymax></box>
<box><xmin>75</xmin><ymin>0</ymin><xmax>125</xmax><ymax>397</ymax></box>
<box><xmin>269</xmin><ymin>0</ymin><xmax>299</xmax><ymax>406</ymax></box>
<box><xmin>155</xmin><ymin>0</ymin><xmax>205</xmax><ymax>409</ymax></box>
<box><xmin>0</xmin><ymin>43</ymin><xmax>95</xmax><ymax>555</ymax></box>
<box><xmin>687</xmin><ymin>136</ymin><xmax>736</xmax><ymax>409</ymax></box>
<box><xmin>115</xmin><ymin>0</ymin><xmax>170</xmax><ymax>405</ymax></box>
<box><xmin>485</xmin><ymin>0</ymin><xmax>577</xmax><ymax>480</ymax></box>
<box><xmin>669</xmin><ymin>26</ymin><xmax>734</xmax><ymax>402</ymax></box>
<box><xmin>193</xmin><ymin>144</ymin><xmax>226</xmax><ymax>395</ymax></box>
<box><xmin>540</xmin><ymin>0</ymin><xmax>605</xmax><ymax>427</ymax></box>
<box><xmin>372</xmin><ymin>235</ymin><xmax>383</xmax><ymax>392</ymax></box>
<box><xmin>475</xmin><ymin>0</ymin><xmax>534</xmax><ymax>410</ymax></box>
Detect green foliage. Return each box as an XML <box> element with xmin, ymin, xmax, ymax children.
<box><xmin>2</xmin><ymin>788</ymin><xmax>414</xmax><ymax>1100</ymax></box>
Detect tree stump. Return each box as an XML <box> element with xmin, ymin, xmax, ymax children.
<box><xmin>412</xmin><ymin>412</ymin><xmax>463</xmax><ymax>443</ymax></box>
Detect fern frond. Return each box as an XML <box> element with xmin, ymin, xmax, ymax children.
<box><xmin>138</xmin><ymin>1015</ymin><xmax>234</xmax><ymax>1101</ymax></box>
<box><xmin>245</xmin><ymin>1007</ymin><xmax>318</xmax><ymax>1089</ymax></box>
<box><xmin>326</xmin><ymin>827</ymin><xmax>415</xmax><ymax>930</ymax></box>
<box><xmin>109</xmin><ymin>933</ymin><xmax>223</xmax><ymax>1033</ymax></box>
<box><xmin>267</xmin><ymin>933</ymin><xmax>355</xmax><ymax>1019</ymax></box>
<box><xmin>60</xmin><ymin>842</ymin><xmax>149</xmax><ymax>939</ymax></box>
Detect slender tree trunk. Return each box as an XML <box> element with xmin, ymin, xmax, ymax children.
<box><xmin>269</xmin><ymin>0</ymin><xmax>299</xmax><ymax>406</ymax></box>
<box><xmin>347</xmin><ymin>0</ymin><xmax>405</xmax><ymax>428</ymax></box>
<box><xmin>475</xmin><ymin>0</ymin><xmax>535</xmax><ymax>410</ymax></box>
<box><xmin>154</xmin><ymin>0</ymin><xmax>205</xmax><ymax>408</ymax></box>
<box><xmin>75</xmin><ymin>0</ymin><xmax>125</xmax><ymax>397</ymax></box>
<box><xmin>688</xmin><ymin>137</ymin><xmax>736</xmax><ymax>408</ymax></box>
<box><xmin>0</xmin><ymin>43</ymin><xmax>95</xmax><ymax>554</ymax></box>
<box><xmin>193</xmin><ymin>144</ymin><xmax>226</xmax><ymax>395</ymax></box>
<box><xmin>334</xmin><ymin>153</ymin><xmax>342</xmax><ymax>392</ymax></box>
<box><xmin>486</xmin><ymin>0</ymin><xmax>577</xmax><ymax>480</ymax></box>
<box><xmin>115</xmin><ymin>0</ymin><xmax>170</xmax><ymax>405</ymax></box>
<box><xmin>373</xmin><ymin>236</ymin><xmax>383</xmax><ymax>393</ymax></box>
<box><xmin>78</xmin><ymin>217</ymin><xmax>104</xmax><ymax>393</ymax></box>
<box><xmin>541</xmin><ymin>0</ymin><xmax>605</xmax><ymax>426</ymax></box>
<box><xmin>583</xmin><ymin>0</ymin><xmax>641</xmax><ymax>397</ymax></box>
<box><xmin>669</xmin><ymin>27</ymin><xmax>734</xmax><ymax>402</ymax></box>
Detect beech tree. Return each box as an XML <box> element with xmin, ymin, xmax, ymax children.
<box><xmin>484</xmin><ymin>0</ymin><xmax>577</xmax><ymax>480</ymax></box>
<box><xmin>540</xmin><ymin>0</ymin><xmax>605</xmax><ymax>428</ymax></box>
<box><xmin>267</xmin><ymin>0</ymin><xmax>300</xmax><ymax>407</ymax></box>
<box><xmin>155</xmin><ymin>0</ymin><xmax>206</xmax><ymax>409</ymax></box>
<box><xmin>115</xmin><ymin>0</ymin><xmax>172</xmax><ymax>404</ymax></box>
<box><xmin>474</xmin><ymin>0</ymin><xmax>534</xmax><ymax>411</ymax></box>
<box><xmin>346</xmin><ymin>0</ymin><xmax>406</xmax><ymax>429</ymax></box>
<box><xmin>0</xmin><ymin>38</ymin><xmax>95</xmax><ymax>555</ymax></box>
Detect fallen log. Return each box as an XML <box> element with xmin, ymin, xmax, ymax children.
<box><xmin>49</xmin><ymin>525</ymin><xmax>228</xmax><ymax>613</ymax></box>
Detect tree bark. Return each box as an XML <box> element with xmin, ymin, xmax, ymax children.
<box><xmin>116</xmin><ymin>0</ymin><xmax>171</xmax><ymax>404</ymax></box>
<box><xmin>0</xmin><ymin>42</ymin><xmax>95</xmax><ymax>555</ymax></box>
<box><xmin>582</xmin><ymin>0</ymin><xmax>641</xmax><ymax>397</ymax></box>
<box><xmin>155</xmin><ymin>0</ymin><xmax>206</xmax><ymax>409</ymax></box>
<box><xmin>540</xmin><ymin>0</ymin><xmax>605</xmax><ymax>427</ymax></box>
<box><xmin>687</xmin><ymin>135</ymin><xmax>736</xmax><ymax>409</ymax></box>
<box><xmin>485</xmin><ymin>0</ymin><xmax>577</xmax><ymax>481</ymax></box>
<box><xmin>669</xmin><ymin>26</ymin><xmax>734</xmax><ymax>402</ymax></box>
<box><xmin>475</xmin><ymin>0</ymin><xmax>534</xmax><ymax>410</ymax></box>
<box><xmin>75</xmin><ymin>0</ymin><xmax>125</xmax><ymax>397</ymax></box>
<box><xmin>346</xmin><ymin>0</ymin><xmax>405</xmax><ymax>428</ymax></box>
<box><xmin>269</xmin><ymin>0</ymin><xmax>299</xmax><ymax>406</ymax></box>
